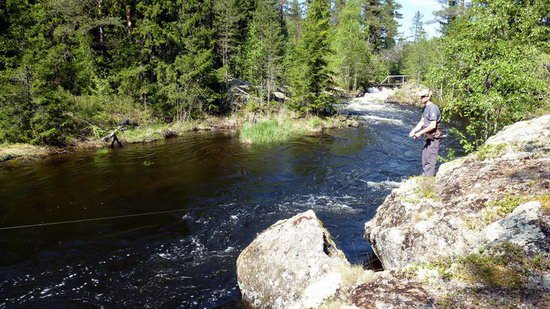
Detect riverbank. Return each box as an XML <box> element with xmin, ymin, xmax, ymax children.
<box><xmin>0</xmin><ymin>111</ymin><xmax>359</xmax><ymax>166</ymax></box>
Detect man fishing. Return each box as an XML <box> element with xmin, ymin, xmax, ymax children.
<box><xmin>409</xmin><ymin>89</ymin><xmax>443</xmax><ymax>176</ymax></box>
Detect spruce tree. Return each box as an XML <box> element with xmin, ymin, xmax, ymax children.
<box><xmin>435</xmin><ymin>0</ymin><xmax>463</xmax><ymax>35</ymax></box>
<box><xmin>363</xmin><ymin>0</ymin><xmax>401</xmax><ymax>51</ymax></box>
<box><xmin>213</xmin><ymin>0</ymin><xmax>243</xmax><ymax>82</ymax></box>
<box><xmin>290</xmin><ymin>0</ymin><xmax>334</xmax><ymax>114</ymax></box>
<box><xmin>411</xmin><ymin>11</ymin><xmax>426</xmax><ymax>42</ymax></box>
<box><xmin>381</xmin><ymin>0</ymin><xmax>401</xmax><ymax>48</ymax></box>
<box><xmin>282</xmin><ymin>0</ymin><xmax>302</xmax><ymax>91</ymax></box>
<box><xmin>0</xmin><ymin>0</ymin><xmax>35</xmax><ymax>143</ymax></box>
<box><xmin>0</xmin><ymin>0</ymin><xmax>102</xmax><ymax>145</ymax></box>
<box><xmin>159</xmin><ymin>0</ymin><xmax>217</xmax><ymax>120</ymax></box>
<box><xmin>241</xmin><ymin>0</ymin><xmax>285</xmax><ymax>104</ymax></box>
<box><xmin>115</xmin><ymin>0</ymin><xmax>171</xmax><ymax>109</ymax></box>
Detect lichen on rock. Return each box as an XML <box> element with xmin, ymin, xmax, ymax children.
<box><xmin>363</xmin><ymin>114</ymin><xmax>550</xmax><ymax>307</ymax></box>
<box><xmin>365</xmin><ymin>115</ymin><xmax>550</xmax><ymax>269</ymax></box>
<box><xmin>236</xmin><ymin>210</ymin><xmax>350</xmax><ymax>309</ymax></box>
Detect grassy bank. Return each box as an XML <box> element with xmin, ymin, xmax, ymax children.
<box><xmin>239</xmin><ymin>113</ymin><xmax>355</xmax><ymax>144</ymax></box>
<box><xmin>0</xmin><ymin>111</ymin><xmax>359</xmax><ymax>165</ymax></box>
<box><xmin>0</xmin><ymin>144</ymin><xmax>50</xmax><ymax>163</ymax></box>
<box><xmin>118</xmin><ymin>115</ymin><xmax>240</xmax><ymax>144</ymax></box>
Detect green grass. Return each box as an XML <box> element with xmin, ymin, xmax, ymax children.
<box><xmin>403</xmin><ymin>258</ymin><xmax>453</xmax><ymax>281</ymax></box>
<box><xmin>413</xmin><ymin>176</ymin><xmax>439</xmax><ymax>200</ymax></box>
<box><xmin>319</xmin><ymin>264</ymin><xmax>375</xmax><ymax>309</ymax></box>
<box><xmin>1</xmin><ymin>109</ymin><xmax>354</xmax><ymax>163</ymax></box>
<box><xmin>475</xmin><ymin>143</ymin><xmax>507</xmax><ymax>160</ymax></box>
<box><xmin>118</xmin><ymin>120</ymin><xmax>205</xmax><ymax>144</ymax></box>
<box><xmin>456</xmin><ymin>243</ymin><xmax>528</xmax><ymax>289</ymax></box>
<box><xmin>119</xmin><ymin>123</ymin><xmax>172</xmax><ymax>143</ymax></box>
<box><xmin>398</xmin><ymin>176</ymin><xmax>440</xmax><ymax>204</ymax></box>
<box><xmin>538</xmin><ymin>194</ymin><xmax>550</xmax><ymax>215</ymax></box>
<box><xmin>240</xmin><ymin>119</ymin><xmax>300</xmax><ymax>144</ymax></box>
<box><xmin>239</xmin><ymin>116</ymin><xmax>331</xmax><ymax>145</ymax></box>
<box><xmin>95</xmin><ymin>148</ymin><xmax>110</xmax><ymax>155</ymax></box>
<box><xmin>0</xmin><ymin>143</ymin><xmax>49</xmax><ymax>162</ymax></box>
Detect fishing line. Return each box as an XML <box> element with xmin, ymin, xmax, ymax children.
<box><xmin>2</xmin><ymin>137</ymin><xmax>451</xmax><ymax>230</ymax></box>
<box><xmin>0</xmin><ymin>204</ymin><xmax>221</xmax><ymax>231</ymax></box>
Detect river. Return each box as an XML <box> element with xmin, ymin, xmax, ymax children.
<box><xmin>0</xmin><ymin>96</ymin><xmax>458</xmax><ymax>308</ymax></box>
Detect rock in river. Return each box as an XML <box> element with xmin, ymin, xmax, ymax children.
<box><xmin>236</xmin><ymin>210</ymin><xmax>349</xmax><ymax>309</ymax></box>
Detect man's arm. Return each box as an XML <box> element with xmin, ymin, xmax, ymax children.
<box><xmin>409</xmin><ymin>118</ymin><xmax>424</xmax><ymax>137</ymax></box>
<box><xmin>413</xmin><ymin>120</ymin><xmax>437</xmax><ymax>138</ymax></box>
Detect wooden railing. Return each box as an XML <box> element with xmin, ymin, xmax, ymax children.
<box><xmin>373</xmin><ymin>75</ymin><xmax>410</xmax><ymax>87</ymax></box>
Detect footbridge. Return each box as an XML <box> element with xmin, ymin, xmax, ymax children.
<box><xmin>372</xmin><ymin>75</ymin><xmax>410</xmax><ymax>88</ymax></box>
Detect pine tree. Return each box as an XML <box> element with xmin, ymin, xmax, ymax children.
<box><xmin>0</xmin><ymin>0</ymin><xmax>104</xmax><ymax>145</ymax></box>
<box><xmin>115</xmin><ymin>0</ymin><xmax>171</xmax><ymax>109</ymax></box>
<box><xmin>381</xmin><ymin>0</ymin><xmax>401</xmax><ymax>48</ymax></box>
<box><xmin>0</xmin><ymin>0</ymin><xmax>35</xmax><ymax>143</ymax></box>
<box><xmin>435</xmin><ymin>0</ymin><xmax>464</xmax><ymax>34</ymax></box>
<box><xmin>332</xmin><ymin>0</ymin><xmax>346</xmax><ymax>24</ymax></box>
<box><xmin>282</xmin><ymin>0</ymin><xmax>301</xmax><ymax>90</ymax></box>
<box><xmin>286</xmin><ymin>0</ymin><xmax>302</xmax><ymax>41</ymax></box>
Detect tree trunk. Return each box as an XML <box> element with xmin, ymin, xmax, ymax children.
<box><xmin>222</xmin><ymin>24</ymin><xmax>230</xmax><ymax>82</ymax></box>
<box><xmin>98</xmin><ymin>0</ymin><xmax>104</xmax><ymax>44</ymax></box>
<box><xmin>484</xmin><ymin>111</ymin><xmax>489</xmax><ymax>141</ymax></box>
<box><xmin>126</xmin><ymin>5</ymin><xmax>133</xmax><ymax>36</ymax></box>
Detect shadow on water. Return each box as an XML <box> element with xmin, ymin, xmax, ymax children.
<box><xmin>0</xmin><ymin>100</ymin><xmax>461</xmax><ymax>307</ymax></box>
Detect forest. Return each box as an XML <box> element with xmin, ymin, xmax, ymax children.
<box><xmin>0</xmin><ymin>0</ymin><xmax>548</xmax><ymax>151</ymax></box>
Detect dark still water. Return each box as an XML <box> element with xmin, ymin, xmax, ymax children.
<box><xmin>0</xmin><ymin>99</ymin><xmax>458</xmax><ymax>308</ymax></box>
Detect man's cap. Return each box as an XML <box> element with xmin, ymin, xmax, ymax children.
<box><xmin>418</xmin><ymin>89</ymin><xmax>432</xmax><ymax>97</ymax></box>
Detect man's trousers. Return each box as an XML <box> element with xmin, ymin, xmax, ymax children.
<box><xmin>422</xmin><ymin>139</ymin><xmax>440</xmax><ymax>176</ymax></box>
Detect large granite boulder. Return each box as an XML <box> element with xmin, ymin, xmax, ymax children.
<box><xmin>365</xmin><ymin>115</ymin><xmax>550</xmax><ymax>269</ymax></box>
<box><xmin>237</xmin><ymin>210</ymin><xmax>350</xmax><ymax>309</ymax></box>
<box><xmin>362</xmin><ymin>115</ymin><xmax>550</xmax><ymax>307</ymax></box>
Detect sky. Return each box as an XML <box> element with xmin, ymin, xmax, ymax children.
<box><xmin>396</xmin><ymin>0</ymin><xmax>443</xmax><ymax>40</ymax></box>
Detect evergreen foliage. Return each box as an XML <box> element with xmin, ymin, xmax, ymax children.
<box><xmin>288</xmin><ymin>0</ymin><xmax>334</xmax><ymax>115</ymax></box>
<box><xmin>213</xmin><ymin>0</ymin><xmax>243</xmax><ymax>82</ymax></box>
<box><xmin>363</xmin><ymin>0</ymin><xmax>402</xmax><ymax>51</ymax></box>
<box><xmin>435</xmin><ymin>0</ymin><xmax>465</xmax><ymax>35</ymax></box>
<box><xmin>411</xmin><ymin>11</ymin><xmax>426</xmax><ymax>43</ymax></box>
<box><xmin>11</xmin><ymin>0</ymin><xmax>537</xmax><ymax>149</ymax></box>
<box><xmin>403</xmin><ymin>39</ymin><xmax>442</xmax><ymax>83</ymax></box>
<box><xmin>241</xmin><ymin>0</ymin><xmax>285</xmax><ymax>104</ymax></box>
